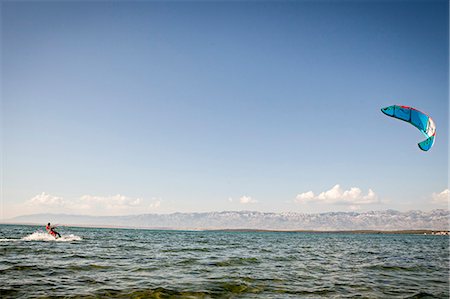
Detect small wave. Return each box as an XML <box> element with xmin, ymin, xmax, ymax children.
<box><xmin>2</xmin><ymin>265</ymin><xmax>41</xmax><ymax>272</ymax></box>
<box><xmin>21</xmin><ymin>231</ymin><xmax>82</xmax><ymax>242</ymax></box>
<box><xmin>208</xmin><ymin>257</ymin><xmax>260</xmax><ymax>267</ymax></box>
<box><xmin>406</xmin><ymin>292</ymin><xmax>441</xmax><ymax>299</ymax></box>
<box><xmin>92</xmin><ymin>287</ymin><xmax>215</xmax><ymax>298</ymax></box>
<box><xmin>0</xmin><ymin>238</ymin><xmax>19</xmax><ymax>242</ymax></box>
<box><xmin>162</xmin><ymin>247</ymin><xmax>210</xmax><ymax>253</ymax></box>
<box><xmin>68</xmin><ymin>264</ymin><xmax>111</xmax><ymax>271</ymax></box>
<box><xmin>365</xmin><ymin>264</ymin><xmax>422</xmax><ymax>272</ymax></box>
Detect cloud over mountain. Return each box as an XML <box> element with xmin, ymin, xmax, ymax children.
<box><xmin>23</xmin><ymin>193</ymin><xmax>161</xmax><ymax>216</ymax></box>
<box><xmin>228</xmin><ymin>196</ymin><xmax>258</xmax><ymax>204</ymax></box>
<box><xmin>27</xmin><ymin>192</ymin><xmax>65</xmax><ymax>206</ymax></box>
<box><xmin>432</xmin><ymin>189</ymin><xmax>449</xmax><ymax>205</ymax></box>
<box><xmin>296</xmin><ymin>184</ymin><xmax>379</xmax><ymax>207</ymax></box>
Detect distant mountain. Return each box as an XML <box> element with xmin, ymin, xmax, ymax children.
<box><xmin>5</xmin><ymin>209</ymin><xmax>449</xmax><ymax>231</ymax></box>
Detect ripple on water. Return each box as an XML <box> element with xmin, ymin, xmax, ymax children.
<box><xmin>67</xmin><ymin>264</ymin><xmax>112</xmax><ymax>271</ymax></box>
<box><xmin>162</xmin><ymin>247</ymin><xmax>211</xmax><ymax>253</ymax></box>
<box><xmin>0</xmin><ymin>264</ymin><xmax>47</xmax><ymax>274</ymax></box>
<box><xmin>208</xmin><ymin>257</ymin><xmax>260</xmax><ymax>267</ymax></box>
<box><xmin>365</xmin><ymin>264</ymin><xmax>426</xmax><ymax>272</ymax></box>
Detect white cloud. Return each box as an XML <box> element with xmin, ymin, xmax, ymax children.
<box><xmin>26</xmin><ymin>192</ymin><xmax>65</xmax><ymax>206</ymax></box>
<box><xmin>149</xmin><ymin>198</ymin><xmax>161</xmax><ymax>209</ymax></box>
<box><xmin>22</xmin><ymin>193</ymin><xmax>160</xmax><ymax>216</ymax></box>
<box><xmin>76</xmin><ymin>194</ymin><xmax>161</xmax><ymax>215</ymax></box>
<box><xmin>228</xmin><ymin>196</ymin><xmax>258</xmax><ymax>204</ymax></box>
<box><xmin>432</xmin><ymin>189</ymin><xmax>449</xmax><ymax>205</ymax></box>
<box><xmin>239</xmin><ymin>196</ymin><xmax>257</xmax><ymax>204</ymax></box>
<box><xmin>79</xmin><ymin>194</ymin><xmax>143</xmax><ymax>209</ymax></box>
<box><xmin>296</xmin><ymin>191</ymin><xmax>314</xmax><ymax>201</ymax></box>
<box><xmin>296</xmin><ymin>184</ymin><xmax>379</xmax><ymax>205</ymax></box>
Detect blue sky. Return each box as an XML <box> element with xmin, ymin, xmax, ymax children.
<box><xmin>1</xmin><ymin>0</ymin><xmax>448</xmax><ymax>218</ymax></box>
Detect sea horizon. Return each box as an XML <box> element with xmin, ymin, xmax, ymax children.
<box><xmin>2</xmin><ymin>223</ymin><xmax>450</xmax><ymax>236</ymax></box>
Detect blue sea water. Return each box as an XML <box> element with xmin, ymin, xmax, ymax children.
<box><xmin>0</xmin><ymin>224</ymin><xmax>448</xmax><ymax>298</ymax></box>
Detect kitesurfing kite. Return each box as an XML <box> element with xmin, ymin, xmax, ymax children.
<box><xmin>381</xmin><ymin>105</ymin><xmax>436</xmax><ymax>151</ymax></box>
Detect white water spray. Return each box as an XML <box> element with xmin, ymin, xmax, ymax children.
<box><xmin>21</xmin><ymin>231</ymin><xmax>82</xmax><ymax>242</ymax></box>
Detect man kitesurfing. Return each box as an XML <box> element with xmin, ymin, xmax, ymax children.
<box><xmin>46</xmin><ymin>223</ymin><xmax>61</xmax><ymax>239</ymax></box>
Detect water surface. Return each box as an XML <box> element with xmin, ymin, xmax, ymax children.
<box><xmin>0</xmin><ymin>224</ymin><xmax>448</xmax><ymax>298</ymax></box>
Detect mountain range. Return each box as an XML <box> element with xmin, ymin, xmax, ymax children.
<box><xmin>5</xmin><ymin>209</ymin><xmax>449</xmax><ymax>231</ymax></box>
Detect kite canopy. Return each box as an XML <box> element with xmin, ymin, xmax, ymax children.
<box><xmin>381</xmin><ymin>105</ymin><xmax>436</xmax><ymax>151</ymax></box>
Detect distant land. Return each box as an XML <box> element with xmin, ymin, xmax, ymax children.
<box><xmin>3</xmin><ymin>209</ymin><xmax>449</xmax><ymax>231</ymax></box>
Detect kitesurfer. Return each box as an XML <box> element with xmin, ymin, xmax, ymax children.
<box><xmin>46</xmin><ymin>223</ymin><xmax>61</xmax><ymax>239</ymax></box>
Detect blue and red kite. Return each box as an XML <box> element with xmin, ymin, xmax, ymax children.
<box><xmin>381</xmin><ymin>105</ymin><xmax>436</xmax><ymax>151</ymax></box>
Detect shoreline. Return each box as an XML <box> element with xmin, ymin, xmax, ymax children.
<box><xmin>1</xmin><ymin>222</ymin><xmax>448</xmax><ymax>235</ymax></box>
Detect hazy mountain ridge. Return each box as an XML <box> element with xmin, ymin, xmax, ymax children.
<box><xmin>6</xmin><ymin>209</ymin><xmax>449</xmax><ymax>230</ymax></box>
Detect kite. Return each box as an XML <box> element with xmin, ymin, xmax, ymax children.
<box><xmin>381</xmin><ymin>105</ymin><xmax>436</xmax><ymax>151</ymax></box>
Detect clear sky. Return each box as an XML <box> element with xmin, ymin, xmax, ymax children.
<box><xmin>1</xmin><ymin>0</ymin><xmax>448</xmax><ymax>218</ymax></box>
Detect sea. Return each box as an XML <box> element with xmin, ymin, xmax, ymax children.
<box><xmin>0</xmin><ymin>224</ymin><xmax>449</xmax><ymax>298</ymax></box>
